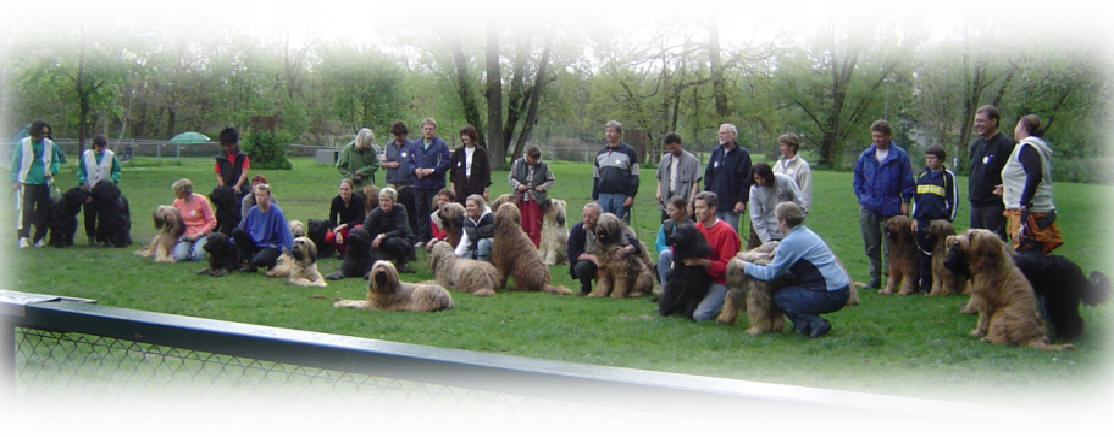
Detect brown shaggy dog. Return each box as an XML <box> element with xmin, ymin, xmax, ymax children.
<box><xmin>334</xmin><ymin>260</ymin><xmax>453</xmax><ymax>312</ymax></box>
<box><xmin>880</xmin><ymin>215</ymin><xmax>920</xmax><ymax>295</ymax></box>
<box><xmin>362</xmin><ymin>184</ymin><xmax>380</xmax><ymax>216</ymax></box>
<box><xmin>538</xmin><ymin>198</ymin><xmax>569</xmax><ymax>265</ymax></box>
<box><xmin>719</xmin><ymin>242</ymin><xmax>786</xmax><ymax>333</ymax></box>
<box><xmin>268</xmin><ymin>220</ymin><xmax>309</xmax><ymax>277</ymax></box>
<box><xmin>433</xmin><ymin>201</ymin><xmax>466</xmax><ymax>248</ymax></box>
<box><xmin>266</xmin><ymin>237</ymin><xmax>327</xmax><ymax>288</ymax></box>
<box><xmin>947</xmin><ymin>229</ymin><xmax>1074</xmax><ymax>350</ymax></box>
<box><xmin>927</xmin><ymin>219</ymin><xmax>966</xmax><ymax>296</ymax></box>
<box><xmin>491</xmin><ymin>203</ymin><xmax>571</xmax><ymax>294</ymax></box>
<box><xmin>489</xmin><ymin>193</ymin><xmax>517</xmax><ymax>214</ymax></box>
<box><xmin>288</xmin><ymin>219</ymin><xmax>306</xmax><ymax>238</ymax></box>
<box><xmin>134</xmin><ymin>205</ymin><xmax>184</xmax><ymax>262</ymax></box>
<box><xmin>427</xmin><ymin>241</ymin><xmax>498</xmax><ymax>296</ymax></box>
<box><xmin>589</xmin><ymin>212</ymin><xmax>656</xmax><ymax>298</ymax></box>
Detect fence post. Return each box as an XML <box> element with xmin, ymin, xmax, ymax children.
<box><xmin>0</xmin><ymin>316</ymin><xmax>14</xmax><ymax>394</ymax></box>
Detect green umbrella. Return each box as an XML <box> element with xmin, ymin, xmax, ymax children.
<box><xmin>169</xmin><ymin>131</ymin><xmax>211</xmax><ymax>143</ymax></box>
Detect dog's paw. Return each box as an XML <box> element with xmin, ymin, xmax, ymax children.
<box><xmin>969</xmin><ymin>328</ymin><xmax>985</xmax><ymax>337</ymax></box>
<box><xmin>878</xmin><ymin>288</ymin><xmax>894</xmax><ymax>295</ymax></box>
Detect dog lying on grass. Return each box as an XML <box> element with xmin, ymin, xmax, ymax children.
<box><xmin>427</xmin><ymin>240</ymin><xmax>498</xmax><ymax>296</ymax></box>
<box><xmin>334</xmin><ymin>260</ymin><xmax>453</xmax><ymax>312</ymax></box>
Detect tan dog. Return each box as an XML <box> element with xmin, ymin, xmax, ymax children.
<box><xmin>927</xmin><ymin>219</ymin><xmax>966</xmax><ymax>296</ymax></box>
<box><xmin>428</xmin><ymin>240</ymin><xmax>498</xmax><ymax>296</ymax></box>
<box><xmin>489</xmin><ymin>193</ymin><xmax>517</xmax><ymax>214</ymax></box>
<box><xmin>880</xmin><ymin>215</ymin><xmax>920</xmax><ymax>295</ymax></box>
<box><xmin>266</xmin><ymin>237</ymin><xmax>327</xmax><ymax>288</ymax></box>
<box><xmin>538</xmin><ymin>198</ymin><xmax>569</xmax><ymax>265</ymax></box>
<box><xmin>589</xmin><ymin>213</ymin><xmax>655</xmax><ymax>298</ymax></box>
<box><xmin>491</xmin><ymin>203</ymin><xmax>571</xmax><ymax>295</ymax></box>
<box><xmin>720</xmin><ymin>242</ymin><xmax>786</xmax><ymax>333</ymax></box>
<box><xmin>362</xmin><ymin>184</ymin><xmax>380</xmax><ymax>216</ymax></box>
<box><xmin>134</xmin><ymin>205</ymin><xmax>184</xmax><ymax>262</ymax></box>
<box><xmin>268</xmin><ymin>220</ymin><xmax>310</xmax><ymax>277</ymax></box>
<box><xmin>433</xmin><ymin>201</ymin><xmax>466</xmax><ymax>248</ymax></box>
<box><xmin>946</xmin><ymin>230</ymin><xmax>1073</xmax><ymax>350</ymax></box>
<box><xmin>334</xmin><ymin>260</ymin><xmax>453</xmax><ymax>312</ymax></box>
<box><xmin>289</xmin><ymin>219</ymin><xmax>306</xmax><ymax>238</ymax></box>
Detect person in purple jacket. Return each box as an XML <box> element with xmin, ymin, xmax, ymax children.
<box><xmin>852</xmin><ymin>119</ymin><xmax>915</xmax><ymax>289</ymax></box>
<box><xmin>232</xmin><ymin>183</ymin><xmax>294</xmax><ymax>273</ymax></box>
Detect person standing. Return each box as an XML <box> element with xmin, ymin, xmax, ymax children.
<box><xmin>772</xmin><ymin>133</ymin><xmax>811</xmax><ymax>215</ymax></box>
<box><xmin>170</xmin><ymin>178</ymin><xmax>217</xmax><ymax>262</ymax></box>
<box><xmin>1000</xmin><ymin>114</ymin><xmax>1062</xmax><ymax>255</ymax></box>
<box><xmin>679</xmin><ymin>191</ymin><xmax>741</xmax><ymax>322</ymax></box>
<box><xmin>968</xmin><ymin>105</ymin><xmax>1013</xmax><ymax>241</ymax></box>
<box><xmin>703</xmin><ymin>123</ymin><xmax>752</xmax><ymax>235</ymax></box>
<box><xmin>232</xmin><ymin>183</ymin><xmax>293</xmax><ymax>273</ymax></box>
<box><xmin>10</xmin><ymin>120</ymin><xmax>63</xmax><ymax>248</ymax></box>
<box><xmin>449</xmin><ymin>124</ymin><xmax>491</xmax><ymax>202</ymax></box>
<box><xmin>852</xmin><ymin>119</ymin><xmax>915</xmax><ymax>289</ymax></box>
<box><xmin>383</xmin><ymin>122</ymin><xmax>420</xmax><ymax>241</ymax></box>
<box><xmin>77</xmin><ymin>134</ymin><xmax>122</xmax><ymax>246</ymax></box>
<box><xmin>408</xmin><ymin>117</ymin><xmax>451</xmax><ymax>246</ymax></box>
<box><xmin>654</xmin><ymin>132</ymin><xmax>701</xmax><ymax>222</ymax></box>
<box><xmin>214</xmin><ymin>127</ymin><xmax>250</xmax><ymax>195</ymax></box>
<box><xmin>592</xmin><ymin>120</ymin><xmax>639</xmax><ymax>224</ymax></box>
<box><xmin>336</xmin><ymin>128</ymin><xmax>380</xmax><ymax>190</ymax></box>
<box><xmin>508</xmin><ymin>146</ymin><xmax>555</xmax><ymax>247</ymax></box>
<box><xmin>911</xmin><ymin>144</ymin><xmax>957</xmax><ymax>293</ymax></box>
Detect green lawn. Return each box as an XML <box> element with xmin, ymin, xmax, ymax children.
<box><xmin>2</xmin><ymin>156</ymin><xmax>1111</xmax><ymax>405</ymax></box>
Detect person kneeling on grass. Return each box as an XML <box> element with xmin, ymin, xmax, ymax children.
<box><xmin>363</xmin><ymin>187</ymin><xmax>416</xmax><ymax>273</ymax></box>
<box><xmin>232</xmin><ymin>183</ymin><xmax>293</xmax><ymax>273</ymax></box>
<box><xmin>737</xmin><ymin>201</ymin><xmax>850</xmax><ymax>338</ymax></box>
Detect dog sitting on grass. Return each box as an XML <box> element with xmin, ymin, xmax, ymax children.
<box><xmin>657</xmin><ymin>223</ymin><xmax>711</xmax><ymax>319</ymax></box>
<box><xmin>134</xmin><ymin>205</ymin><xmax>183</xmax><ymax>262</ymax></box>
<box><xmin>428</xmin><ymin>240</ymin><xmax>498</xmax><ymax>296</ymax></box>
<box><xmin>48</xmin><ymin>187</ymin><xmax>88</xmax><ymax>248</ymax></box>
<box><xmin>491</xmin><ymin>202</ymin><xmax>571</xmax><ymax>295</ymax></box>
<box><xmin>266</xmin><ymin>236</ymin><xmax>327</xmax><ymax>288</ymax></box>
<box><xmin>209</xmin><ymin>184</ymin><xmax>240</xmax><ymax>236</ymax></box>
<box><xmin>326</xmin><ymin>227</ymin><xmax>374</xmax><ymax>280</ymax></box>
<box><xmin>334</xmin><ymin>260</ymin><xmax>453</xmax><ymax>312</ymax></box>
<box><xmin>538</xmin><ymin>198</ymin><xmax>569</xmax><ymax>266</ymax></box>
<box><xmin>90</xmin><ymin>180</ymin><xmax>131</xmax><ymax>247</ymax></box>
<box><xmin>197</xmin><ymin>231</ymin><xmax>240</xmax><ymax>277</ymax></box>
<box><xmin>880</xmin><ymin>215</ymin><xmax>919</xmax><ymax>295</ymax></box>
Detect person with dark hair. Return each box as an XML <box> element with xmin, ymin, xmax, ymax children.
<box><xmin>738</xmin><ymin>201</ymin><xmax>851</xmax><ymax>338</ymax></box>
<box><xmin>215</xmin><ymin>127</ymin><xmax>249</xmax><ymax>195</ymax></box>
<box><xmin>654</xmin><ymin>196</ymin><xmax>693</xmax><ymax>286</ymax></box>
<box><xmin>852</xmin><ymin>119</ymin><xmax>915</xmax><ymax>289</ymax></box>
<box><xmin>748</xmin><ymin>162</ymin><xmax>804</xmax><ymax>246</ymax></box>
<box><xmin>592</xmin><ymin>120</ymin><xmax>639</xmax><ymax>224</ymax></box>
<box><xmin>363</xmin><ymin>187</ymin><xmax>416</xmax><ymax>273</ymax></box>
<box><xmin>449</xmin><ymin>124</ymin><xmax>491</xmax><ymax>202</ymax></box>
<box><xmin>703</xmin><ymin>123</ymin><xmax>752</xmax><ymax>235</ymax></box>
<box><xmin>999</xmin><ymin>114</ymin><xmax>1062</xmax><ymax>255</ymax></box>
<box><xmin>383</xmin><ymin>122</ymin><xmax>420</xmax><ymax>242</ymax></box>
<box><xmin>11</xmin><ymin>120</ymin><xmax>64</xmax><ymax>248</ymax></box>
<box><xmin>336</xmin><ymin>128</ymin><xmax>380</xmax><ymax>189</ymax></box>
<box><xmin>655</xmin><ymin>132</ymin><xmax>701</xmax><ymax>222</ymax></box>
<box><xmin>968</xmin><ymin>105</ymin><xmax>1013</xmax><ymax>241</ymax></box>
<box><xmin>454</xmin><ymin>194</ymin><xmax>495</xmax><ymax>262</ymax></box>
<box><xmin>324</xmin><ymin>178</ymin><xmax>366</xmax><ymax>256</ymax></box>
<box><xmin>911</xmin><ymin>144</ymin><xmax>957</xmax><ymax>292</ymax></box>
<box><xmin>681</xmin><ymin>191</ymin><xmax>741</xmax><ymax>321</ymax></box>
<box><xmin>77</xmin><ymin>134</ymin><xmax>122</xmax><ymax>246</ymax></box>
<box><xmin>772</xmin><ymin>133</ymin><xmax>811</xmax><ymax>213</ymax></box>
<box><xmin>408</xmin><ymin>117</ymin><xmax>451</xmax><ymax>247</ymax></box>
<box><xmin>424</xmin><ymin>188</ymin><xmax>455</xmax><ymax>250</ymax></box>
<box><xmin>508</xmin><ymin>146</ymin><xmax>555</xmax><ymax>247</ymax></box>
<box><xmin>232</xmin><ymin>183</ymin><xmax>293</xmax><ymax>273</ymax></box>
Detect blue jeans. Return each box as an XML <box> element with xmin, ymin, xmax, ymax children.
<box><xmin>459</xmin><ymin>238</ymin><xmax>493</xmax><ymax>262</ymax></box>
<box><xmin>657</xmin><ymin>248</ymin><xmax>673</xmax><ymax>286</ymax></box>
<box><xmin>716</xmin><ymin>210</ymin><xmax>740</xmax><ymax>233</ymax></box>
<box><xmin>772</xmin><ymin>286</ymin><xmax>850</xmax><ymax>332</ymax></box>
<box><xmin>598</xmin><ymin>193</ymin><xmax>630</xmax><ymax>223</ymax></box>
<box><xmin>173</xmin><ymin>235</ymin><xmax>209</xmax><ymax>261</ymax></box>
<box><xmin>693</xmin><ymin>283</ymin><xmax>727</xmax><ymax>321</ymax></box>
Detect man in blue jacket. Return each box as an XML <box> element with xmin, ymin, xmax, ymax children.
<box><xmin>408</xmin><ymin>117</ymin><xmax>451</xmax><ymax>246</ymax></box>
<box><xmin>852</xmin><ymin>119</ymin><xmax>915</xmax><ymax>289</ymax></box>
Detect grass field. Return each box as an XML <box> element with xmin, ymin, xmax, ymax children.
<box><xmin>2</xmin><ymin>156</ymin><xmax>1112</xmax><ymax>406</ymax></box>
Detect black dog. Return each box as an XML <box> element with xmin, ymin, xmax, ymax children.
<box><xmin>944</xmin><ymin>245</ymin><xmax>1111</xmax><ymax>339</ymax></box>
<box><xmin>658</xmin><ymin>223</ymin><xmax>712</xmax><ymax>319</ymax></box>
<box><xmin>210</xmin><ymin>185</ymin><xmax>240</xmax><ymax>236</ymax></box>
<box><xmin>197</xmin><ymin>231</ymin><xmax>241</xmax><ymax>277</ymax></box>
<box><xmin>90</xmin><ymin>181</ymin><xmax>132</xmax><ymax>247</ymax></box>
<box><xmin>47</xmin><ymin>187</ymin><xmax>89</xmax><ymax>247</ymax></box>
<box><xmin>325</xmin><ymin>227</ymin><xmax>373</xmax><ymax>280</ymax></box>
<box><xmin>306</xmin><ymin>218</ymin><xmax>335</xmax><ymax>259</ymax></box>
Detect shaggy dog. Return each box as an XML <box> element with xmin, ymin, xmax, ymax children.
<box><xmin>325</xmin><ymin>227</ymin><xmax>374</xmax><ymax>280</ymax></box>
<box><xmin>719</xmin><ymin>242</ymin><xmax>787</xmax><ymax>333</ymax></box>
<box><xmin>197</xmin><ymin>231</ymin><xmax>240</xmax><ymax>277</ymax></box>
<box><xmin>334</xmin><ymin>260</ymin><xmax>453</xmax><ymax>312</ymax></box>
<box><xmin>90</xmin><ymin>181</ymin><xmax>132</xmax><ymax>247</ymax></box>
<box><xmin>943</xmin><ymin>229</ymin><xmax>1074</xmax><ymax>350</ymax></box>
<box><xmin>538</xmin><ymin>198</ymin><xmax>569</xmax><ymax>265</ymax></box>
<box><xmin>946</xmin><ymin>239</ymin><xmax>1111</xmax><ymax>340</ymax></box>
<box><xmin>362</xmin><ymin>184</ymin><xmax>380</xmax><ymax>216</ymax></box>
<box><xmin>268</xmin><ymin>220</ymin><xmax>308</xmax><ymax>277</ymax></box>
<box><xmin>210</xmin><ymin>184</ymin><xmax>240</xmax><ymax>235</ymax></box>
<box><xmin>491</xmin><ymin>202</ymin><xmax>571</xmax><ymax>294</ymax></box>
<box><xmin>657</xmin><ymin>223</ymin><xmax>711</xmax><ymax>319</ymax></box>
<box><xmin>880</xmin><ymin>214</ymin><xmax>920</xmax><ymax>295</ymax></box>
<box><xmin>428</xmin><ymin>240</ymin><xmax>498</xmax><ymax>296</ymax></box>
<box><xmin>288</xmin><ymin>219</ymin><xmax>307</xmax><ymax>238</ymax></box>
<box><xmin>489</xmin><ymin>193</ymin><xmax>517</xmax><ymax>213</ymax></box>
<box><xmin>588</xmin><ymin>212</ymin><xmax>656</xmax><ymax>298</ymax></box>
<box><xmin>48</xmin><ymin>187</ymin><xmax>88</xmax><ymax>248</ymax></box>
<box><xmin>266</xmin><ymin>236</ymin><xmax>327</xmax><ymax>288</ymax></box>
<box><xmin>926</xmin><ymin>219</ymin><xmax>966</xmax><ymax>296</ymax></box>
<box><xmin>306</xmin><ymin>219</ymin><xmax>334</xmax><ymax>259</ymax></box>
<box><xmin>433</xmin><ymin>201</ymin><xmax>466</xmax><ymax>248</ymax></box>
<box><xmin>134</xmin><ymin>205</ymin><xmax>184</xmax><ymax>262</ymax></box>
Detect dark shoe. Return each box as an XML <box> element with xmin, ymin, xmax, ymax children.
<box><xmin>808</xmin><ymin>319</ymin><xmax>831</xmax><ymax>339</ymax></box>
<box><xmin>396</xmin><ymin>264</ymin><xmax>415</xmax><ymax>273</ymax></box>
<box><xmin>867</xmin><ymin>278</ymin><xmax>881</xmax><ymax>289</ymax></box>
<box><xmin>238</xmin><ymin>263</ymin><xmax>257</xmax><ymax>273</ymax></box>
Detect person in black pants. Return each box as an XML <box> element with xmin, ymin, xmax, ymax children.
<box><xmin>363</xmin><ymin>187</ymin><xmax>416</xmax><ymax>273</ymax></box>
<box><xmin>567</xmin><ymin>202</ymin><xmax>603</xmax><ymax>295</ymax></box>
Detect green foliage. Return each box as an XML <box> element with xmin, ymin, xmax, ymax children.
<box><xmin>241</xmin><ymin>131</ymin><xmax>293</xmax><ymax>170</ymax></box>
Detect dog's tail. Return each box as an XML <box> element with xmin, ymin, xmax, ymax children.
<box><xmin>545</xmin><ymin>285</ymin><xmax>573</xmax><ymax>295</ymax></box>
<box><xmin>1082</xmin><ymin>271</ymin><xmax>1111</xmax><ymax>306</ymax></box>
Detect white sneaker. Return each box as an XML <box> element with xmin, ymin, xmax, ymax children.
<box><xmin>18</xmin><ymin>237</ymin><xmax>30</xmax><ymax>248</ymax></box>
<box><xmin>34</xmin><ymin>239</ymin><xmax>46</xmax><ymax>248</ymax></box>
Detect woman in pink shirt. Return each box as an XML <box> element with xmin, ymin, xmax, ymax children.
<box><xmin>171</xmin><ymin>178</ymin><xmax>217</xmax><ymax>261</ymax></box>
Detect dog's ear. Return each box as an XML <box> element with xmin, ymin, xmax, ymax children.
<box><xmin>153</xmin><ymin>209</ymin><xmax>166</xmax><ymax>229</ymax></box>
<box><xmin>305</xmin><ymin>239</ymin><xmax>317</xmax><ymax>263</ymax></box>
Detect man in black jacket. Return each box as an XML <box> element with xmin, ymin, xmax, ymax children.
<box><xmin>968</xmin><ymin>105</ymin><xmax>1013</xmax><ymax>241</ymax></box>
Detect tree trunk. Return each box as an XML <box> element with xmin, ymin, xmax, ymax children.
<box><xmin>708</xmin><ymin>15</ymin><xmax>728</xmax><ymax>118</ymax></box>
<box><xmin>513</xmin><ymin>33</ymin><xmax>553</xmax><ymax>162</ymax></box>
<box><xmin>484</xmin><ymin>24</ymin><xmax>504</xmax><ymax>165</ymax></box>
<box><xmin>453</xmin><ymin>37</ymin><xmax>486</xmax><ymax>145</ymax></box>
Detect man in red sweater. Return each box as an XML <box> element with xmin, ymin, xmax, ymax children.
<box><xmin>680</xmin><ymin>191</ymin><xmax>741</xmax><ymax>321</ymax></box>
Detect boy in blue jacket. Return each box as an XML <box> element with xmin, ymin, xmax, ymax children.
<box><xmin>911</xmin><ymin>144</ymin><xmax>957</xmax><ymax>293</ymax></box>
